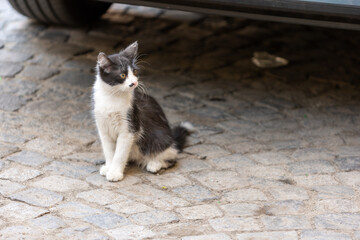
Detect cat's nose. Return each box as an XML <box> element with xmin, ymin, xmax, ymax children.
<box><xmin>129</xmin><ymin>81</ymin><xmax>138</xmax><ymax>87</ymax></box>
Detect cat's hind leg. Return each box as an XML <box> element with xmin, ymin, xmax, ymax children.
<box><xmin>145</xmin><ymin>147</ymin><xmax>178</xmax><ymax>173</ymax></box>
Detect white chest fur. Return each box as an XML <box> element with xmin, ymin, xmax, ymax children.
<box><xmin>93</xmin><ymin>76</ymin><xmax>133</xmax><ymax>141</ymax></box>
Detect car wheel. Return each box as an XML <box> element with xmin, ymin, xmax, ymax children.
<box><xmin>8</xmin><ymin>0</ymin><xmax>112</xmax><ymax>25</ymax></box>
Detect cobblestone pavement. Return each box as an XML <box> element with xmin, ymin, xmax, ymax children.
<box><xmin>1</xmin><ymin>1</ymin><xmax>360</xmax><ymax>239</ymax></box>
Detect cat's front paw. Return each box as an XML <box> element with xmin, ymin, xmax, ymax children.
<box><xmin>100</xmin><ymin>165</ymin><xmax>109</xmax><ymax>176</ymax></box>
<box><xmin>106</xmin><ymin>169</ymin><xmax>124</xmax><ymax>182</ymax></box>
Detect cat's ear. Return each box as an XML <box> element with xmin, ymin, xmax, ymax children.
<box><xmin>97</xmin><ymin>52</ymin><xmax>112</xmax><ymax>73</ymax></box>
<box><xmin>121</xmin><ymin>41</ymin><xmax>138</xmax><ymax>59</ymax></box>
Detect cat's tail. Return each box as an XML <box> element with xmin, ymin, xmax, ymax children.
<box><xmin>172</xmin><ymin>122</ymin><xmax>196</xmax><ymax>152</ymax></box>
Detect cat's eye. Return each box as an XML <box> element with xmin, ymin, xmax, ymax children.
<box><xmin>120</xmin><ymin>73</ymin><xmax>126</xmax><ymax>79</ymax></box>
<box><xmin>133</xmin><ymin>69</ymin><xmax>138</xmax><ymax>76</ymax></box>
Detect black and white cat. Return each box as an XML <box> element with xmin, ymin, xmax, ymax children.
<box><xmin>93</xmin><ymin>41</ymin><xmax>194</xmax><ymax>182</ymax></box>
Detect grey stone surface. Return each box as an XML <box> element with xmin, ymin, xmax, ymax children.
<box><xmin>176</xmin><ymin>204</ymin><xmax>222</xmax><ymax>220</ymax></box>
<box><xmin>106</xmin><ymin>200</ymin><xmax>153</xmax><ymax>214</ymax></box>
<box><xmin>335</xmin><ymin>157</ymin><xmax>360</xmax><ymax>171</ymax></box>
<box><xmin>0</xmin><ymin>166</ymin><xmax>42</xmax><ymax>182</ymax></box>
<box><xmin>0</xmin><ymin>50</ymin><xmax>32</xmax><ymax>62</ymax></box>
<box><xmin>51</xmin><ymin>71</ymin><xmax>94</xmax><ymax>88</ymax></box>
<box><xmin>0</xmin><ymin>179</ymin><xmax>25</xmax><ymax>195</ymax></box>
<box><xmin>44</xmin><ymin>160</ymin><xmax>97</xmax><ymax>178</ymax></box>
<box><xmin>0</xmin><ymin>142</ymin><xmax>19</xmax><ymax>158</ymax></box>
<box><xmin>264</xmin><ymin>200</ymin><xmax>306</xmax><ymax>215</ymax></box>
<box><xmin>52</xmin><ymin>202</ymin><xmax>102</xmax><ymax>218</ymax></box>
<box><xmin>31</xmin><ymin>175</ymin><xmax>89</xmax><ymax>192</ymax></box>
<box><xmin>211</xmin><ymin>154</ymin><xmax>256</xmax><ymax>169</ymax></box>
<box><xmin>31</xmin><ymin>215</ymin><xmax>66</xmax><ymax>230</ymax></box>
<box><xmin>106</xmin><ymin>225</ymin><xmax>155</xmax><ymax>240</ymax></box>
<box><xmin>287</xmin><ymin>160</ymin><xmax>336</xmax><ymax>175</ymax></box>
<box><xmin>269</xmin><ymin>185</ymin><xmax>309</xmax><ymax>200</ymax></box>
<box><xmin>191</xmin><ymin>170</ymin><xmax>247</xmax><ymax>190</ymax></box>
<box><xmin>300</xmin><ymin>230</ymin><xmax>352</xmax><ymax>240</ymax></box>
<box><xmin>312</xmin><ymin>185</ymin><xmax>355</xmax><ymax>199</ymax></box>
<box><xmin>131</xmin><ymin>210</ymin><xmax>179</xmax><ymax>225</ymax></box>
<box><xmin>83</xmin><ymin>212</ymin><xmax>128</xmax><ymax>229</ymax></box>
<box><xmin>220</xmin><ymin>203</ymin><xmax>261</xmax><ymax>217</ymax></box>
<box><xmin>183</xmin><ymin>233</ymin><xmax>231</xmax><ymax>240</ymax></box>
<box><xmin>209</xmin><ymin>217</ymin><xmax>260</xmax><ymax>231</ymax></box>
<box><xmin>172</xmin><ymin>185</ymin><xmax>218</xmax><ymax>202</ymax></box>
<box><xmin>18</xmin><ymin>65</ymin><xmax>59</xmax><ymax>80</ymax></box>
<box><xmin>262</xmin><ymin>216</ymin><xmax>311</xmax><ymax>230</ymax></box>
<box><xmin>237</xmin><ymin>231</ymin><xmax>298</xmax><ymax>240</ymax></box>
<box><xmin>0</xmin><ymin>202</ymin><xmax>48</xmax><ymax>221</ymax></box>
<box><xmin>0</xmin><ymin>93</ymin><xmax>26</xmax><ymax>111</ymax></box>
<box><xmin>65</xmin><ymin>152</ymin><xmax>105</xmax><ymax>165</ymax></box>
<box><xmin>222</xmin><ymin>188</ymin><xmax>268</xmax><ymax>202</ymax></box>
<box><xmin>7</xmin><ymin>151</ymin><xmax>52</xmax><ymax>166</ymax></box>
<box><xmin>315</xmin><ymin>213</ymin><xmax>360</xmax><ymax>230</ymax></box>
<box><xmin>0</xmin><ymin>78</ymin><xmax>39</xmax><ymax>97</ymax></box>
<box><xmin>76</xmin><ymin>189</ymin><xmax>127</xmax><ymax>205</ymax></box>
<box><xmin>10</xmin><ymin>187</ymin><xmax>63</xmax><ymax>207</ymax></box>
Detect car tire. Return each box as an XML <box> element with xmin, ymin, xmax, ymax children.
<box><xmin>8</xmin><ymin>0</ymin><xmax>112</xmax><ymax>25</ymax></box>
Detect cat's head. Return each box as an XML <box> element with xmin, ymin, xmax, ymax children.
<box><xmin>97</xmin><ymin>41</ymin><xmax>139</xmax><ymax>92</ymax></box>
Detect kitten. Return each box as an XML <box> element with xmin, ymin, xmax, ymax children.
<box><xmin>93</xmin><ymin>41</ymin><xmax>194</xmax><ymax>182</ymax></box>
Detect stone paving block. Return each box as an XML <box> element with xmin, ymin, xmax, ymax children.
<box><xmin>37</xmin><ymin>84</ymin><xmax>83</xmax><ymax>101</ymax></box>
<box><xmin>292</xmin><ymin>148</ymin><xmax>334</xmax><ymax>161</ymax></box>
<box><xmin>262</xmin><ymin>215</ymin><xmax>311</xmax><ymax>230</ymax></box>
<box><xmin>52</xmin><ymin>202</ymin><xmax>103</xmax><ymax>218</ymax></box>
<box><xmin>336</xmin><ymin>171</ymin><xmax>360</xmax><ymax>187</ymax></box>
<box><xmin>51</xmin><ymin>71</ymin><xmax>94</xmax><ymax>88</ymax></box>
<box><xmin>18</xmin><ymin>65</ymin><xmax>59</xmax><ymax>80</ymax></box>
<box><xmin>0</xmin><ymin>79</ymin><xmax>39</xmax><ymax>97</ymax></box>
<box><xmin>76</xmin><ymin>189</ymin><xmax>127</xmax><ymax>205</ymax></box>
<box><xmin>335</xmin><ymin>157</ymin><xmax>360</xmax><ymax>171</ymax></box>
<box><xmin>0</xmin><ymin>202</ymin><xmax>48</xmax><ymax>221</ymax></box>
<box><xmin>57</xmin><ymin>225</ymin><xmax>108</xmax><ymax>240</ymax></box>
<box><xmin>220</xmin><ymin>203</ymin><xmax>261</xmax><ymax>217</ymax></box>
<box><xmin>312</xmin><ymin>185</ymin><xmax>355</xmax><ymax>199</ymax></box>
<box><xmin>131</xmin><ymin>210</ymin><xmax>179</xmax><ymax>225</ymax></box>
<box><xmin>0</xmin><ymin>179</ymin><xmax>25</xmax><ymax>195</ymax></box>
<box><xmin>0</xmin><ymin>225</ymin><xmax>46</xmax><ymax>239</ymax></box>
<box><xmin>0</xmin><ymin>93</ymin><xmax>26</xmax><ymax>111</ymax></box>
<box><xmin>175</xmin><ymin>158</ymin><xmax>211</xmax><ymax>172</ymax></box>
<box><xmin>26</xmin><ymin>138</ymin><xmax>78</xmax><ymax>156</ymax></box>
<box><xmin>264</xmin><ymin>200</ymin><xmax>306</xmax><ymax>215</ymax></box>
<box><xmin>7</xmin><ymin>150</ymin><xmax>52</xmax><ymax>166</ymax></box>
<box><xmin>189</xmin><ymin>106</ymin><xmax>234</xmax><ymax>121</ymax></box>
<box><xmin>236</xmin><ymin>231</ymin><xmax>298</xmax><ymax>240</ymax></box>
<box><xmin>209</xmin><ymin>217</ymin><xmax>260</xmax><ymax>231</ymax></box>
<box><xmin>315</xmin><ymin>199</ymin><xmax>360</xmax><ymax>213</ymax></box>
<box><xmin>222</xmin><ymin>188</ymin><xmax>268</xmax><ymax>202</ymax></box>
<box><xmin>184</xmin><ymin>144</ymin><xmax>230</xmax><ymax>159</ymax></box>
<box><xmin>83</xmin><ymin>212</ymin><xmax>129</xmax><ymax>229</ymax></box>
<box><xmin>315</xmin><ymin>213</ymin><xmax>360</xmax><ymax>230</ymax></box>
<box><xmin>355</xmin><ymin>231</ymin><xmax>360</xmax><ymax>240</ymax></box>
<box><xmin>0</xmin><ymin>166</ymin><xmax>42</xmax><ymax>182</ymax></box>
<box><xmin>10</xmin><ymin>187</ymin><xmax>63</xmax><ymax>207</ymax></box>
<box><xmin>0</xmin><ymin>50</ymin><xmax>32</xmax><ymax>62</ymax></box>
<box><xmin>269</xmin><ymin>185</ymin><xmax>309</xmax><ymax>200</ymax></box>
<box><xmin>300</xmin><ymin>230</ymin><xmax>352</xmax><ymax>240</ymax></box>
<box><xmin>0</xmin><ymin>142</ymin><xmax>19</xmax><ymax>158</ymax></box>
<box><xmin>287</xmin><ymin>160</ymin><xmax>336</xmax><ymax>175</ymax></box>
<box><xmin>210</xmin><ymin>153</ymin><xmax>257</xmax><ymax>169</ymax></box>
<box><xmin>31</xmin><ymin>215</ymin><xmax>66</xmax><ymax>230</ymax></box>
<box><xmin>271</xmin><ymin>139</ymin><xmax>307</xmax><ymax>151</ymax></box>
<box><xmin>335</xmin><ymin>146</ymin><xmax>360</xmax><ymax>157</ymax></box>
<box><xmin>31</xmin><ymin>175</ymin><xmax>89</xmax><ymax>192</ymax></box>
<box><xmin>218</xmin><ymin>120</ymin><xmax>263</xmax><ymax>135</ymax></box>
<box><xmin>248</xmin><ymin>151</ymin><xmax>294</xmax><ymax>165</ymax></box>
<box><xmin>63</xmin><ymin>58</ymin><xmax>95</xmax><ymax>71</ymax></box>
<box><xmin>106</xmin><ymin>224</ymin><xmax>155</xmax><ymax>240</ymax></box>
<box><xmin>146</xmin><ymin>173</ymin><xmax>191</xmax><ymax>188</ymax></box>
<box><xmin>191</xmin><ymin>170</ymin><xmax>248</xmax><ymax>190</ymax></box>
<box><xmin>172</xmin><ymin>184</ymin><xmax>218</xmax><ymax>202</ymax></box>
<box><xmin>293</xmin><ymin>175</ymin><xmax>338</xmax><ymax>187</ymax></box>
<box><xmin>237</xmin><ymin>165</ymin><xmax>288</xmax><ymax>179</ymax></box>
<box><xmin>182</xmin><ymin>233</ymin><xmax>231</xmax><ymax>240</ymax></box>
<box><xmin>44</xmin><ymin>160</ymin><xmax>97</xmax><ymax>178</ymax></box>
<box><xmin>106</xmin><ymin>200</ymin><xmax>153</xmax><ymax>215</ymax></box>
<box><xmin>176</xmin><ymin>204</ymin><xmax>222</xmax><ymax>220</ymax></box>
